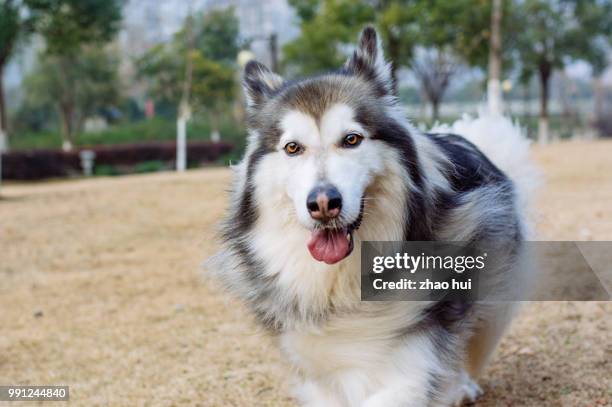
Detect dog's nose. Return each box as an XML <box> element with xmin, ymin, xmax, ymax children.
<box><xmin>307</xmin><ymin>185</ymin><xmax>342</xmax><ymax>221</ymax></box>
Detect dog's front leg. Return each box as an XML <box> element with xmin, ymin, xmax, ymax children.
<box><xmin>293</xmin><ymin>379</ymin><xmax>345</xmax><ymax>407</ymax></box>
<box><xmin>360</xmin><ymin>332</ymin><xmax>455</xmax><ymax>407</ymax></box>
<box><xmin>361</xmin><ymin>384</ymin><xmax>431</xmax><ymax>407</ymax></box>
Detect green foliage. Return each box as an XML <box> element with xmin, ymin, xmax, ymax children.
<box><xmin>282</xmin><ymin>0</ymin><xmax>489</xmax><ymax>80</ymax></box>
<box><xmin>137</xmin><ymin>49</ymin><xmax>235</xmax><ymax>114</ymax></box>
<box><xmin>197</xmin><ymin>7</ymin><xmax>240</xmax><ymax>64</ymax></box>
<box><xmin>190</xmin><ymin>51</ymin><xmax>236</xmax><ymax>111</ymax></box>
<box><xmin>133</xmin><ymin>160</ymin><xmax>166</xmax><ymax>173</ymax></box>
<box><xmin>136</xmin><ymin>43</ymin><xmax>184</xmax><ymax>107</ymax></box>
<box><xmin>1</xmin><ymin>0</ymin><xmax>34</xmax><ymax>139</ymax></box>
<box><xmin>510</xmin><ymin>0</ymin><xmax>612</xmax><ymax>128</ymax></box>
<box><xmin>80</xmin><ymin>117</ymin><xmax>244</xmax><ymax>147</ymax></box>
<box><xmin>93</xmin><ymin>164</ymin><xmax>120</xmax><ymax>177</ymax></box>
<box><xmin>25</xmin><ymin>0</ymin><xmax>123</xmax><ymax>55</ymax></box>
<box><xmin>283</xmin><ymin>0</ymin><xmax>374</xmax><ymax>75</ymax></box>
<box><xmin>514</xmin><ymin>0</ymin><xmax>612</xmax><ymax>77</ymax></box>
<box><xmin>414</xmin><ymin>1</ymin><xmax>477</xmax><ymax>64</ymax></box>
<box><xmin>0</xmin><ymin>0</ymin><xmax>22</xmax><ymax>65</ymax></box>
<box><xmin>11</xmin><ymin>116</ymin><xmax>246</xmax><ymax>151</ymax></box>
<box><xmin>376</xmin><ymin>1</ymin><xmax>421</xmax><ymax>72</ymax></box>
<box><xmin>137</xmin><ymin>7</ymin><xmax>238</xmax><ymax>115</ymax></box>
<box><xmin>288</xmin><ymin>0</ymin><xmax>320</xmax><ymax>21</ymax></box>
<box><xmin>22</xmin><ymin>46</ymin><xmax>120</xmax><ymax>133</ymax></box>
<box><xmin>6</xmin><ymin>0</ymin><xmax>124</xmax><ymax>147</ymax></box>
<box><xmin>9</xmin><ymin>129</ymin><xmax>59</xmax><ymax>150</ymax></box>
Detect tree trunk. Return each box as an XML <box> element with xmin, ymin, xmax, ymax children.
<box><xmin>538</xmin><ymin>64</ymin><xmax>551</xmax><ymax>145</ymax></box>
<box><xmin>0</xmin><ymin>65</ymin><xmax>8</xmax><ymax>152</ymax></box>
<box><xmin>210</xmin><ymin>111</ymin><xmax>221</xmax><ymax>142</ymax></box>
<box><xmin>431</xmin><ymin>99</ymin><xmax>440</xmax><ymax>122</ymax></box>
<box><xmin>593</xmin><ymin>75</ymin><xmax>604</xmax><ymax>119</ymax></box>
<box><xmin>176</xmin><ymin>10</ymin><xmax>194</xmax><ymax>172</ymax></box>
<box><xmin>269</xmin><ymin>33</ymin><xmax>279</xmax><ymax>73</ymax></box>
<box><xmin>58</xmin><ymin>102</ymin><xmax>75</xmax><ymax>151</ymax></box>
<box><xmin>1</xmin><ymin>64</ymin><xmax>8</xmax><ymax>193</ymax></box>
<box><xmin>176</xmin><ymin>112</ymin><xmax>187</xmax><ymax>172</ymax></box>
<box><xmin>53</xmin><ymin>57</ymin><xmax>76</xmax><ymax>151</ymax></box>
<box><xmin>387</xmin><ymin>35</ymin><xmax>400</xmax><ymax>95</ymax></box>
<box><xmin>487</xmin><ymin>0</ymin><xmax>503</xmax><ymax>115</ymax></box>
<box><xmin>522</xmin><ymin>83</ymin><xmax>530</xmax><ymax>117</ymax></box>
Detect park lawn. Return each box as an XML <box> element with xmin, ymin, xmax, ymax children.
<box><xmin>0</xmin><ymin>139</ymin><xmax>611</xmax><ymax>406</ymax></box>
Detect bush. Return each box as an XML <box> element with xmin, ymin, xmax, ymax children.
<box><xmin>2</xmin><ymin>150</ymin><xmax>81</xmax><ymax>180</ymax></box>
<box><xmin>133</xmin><ymin>160</ymin><xmax>167</xmax><ymax>173</ymax></box>
<box><xmin>2</xmin><ymin>141</ymin><xmax>233</xmax><ymax>180</ymax></box>
<box><xmin>94</xmin><ymin>165</ymin><xmax>120</xmax><ymax>177</ymax></box>
<box><xmin>594</xmin><ymin>112</ymin><xmax>612</xmax><ymax>138</ymax></box>
<box><xmin>10</xmin><ymin>117</ymin><xmax>246</xmax><ymax>153</ymax></box>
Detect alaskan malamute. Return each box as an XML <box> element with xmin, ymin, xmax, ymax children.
<box><xmin>211</xmin><ymin>27</ymin><xmax>536</xmax><ymax>406</ymax></box>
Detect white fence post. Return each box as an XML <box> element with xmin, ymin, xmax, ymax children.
<box><xmin>79</xmin><ymin>150</ymin><xmax>96</xmax><ymax>176</ymax></box>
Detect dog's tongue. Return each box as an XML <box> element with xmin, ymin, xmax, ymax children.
<box><xmin>307</xmin><ymin>229</ymin><xmax>351</xmax><ymax>264</ymax></box>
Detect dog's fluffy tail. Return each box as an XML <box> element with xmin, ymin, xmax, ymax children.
<box><xmin>430</xmin><ymin>113</ymin><xmax>541</xmax><ymax>237</ymax></box>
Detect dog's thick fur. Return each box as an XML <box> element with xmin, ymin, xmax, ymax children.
<box><xmin>210</xmin><ymin>27</ymin><xmax>536</xmax><ymax>406</ymax></box>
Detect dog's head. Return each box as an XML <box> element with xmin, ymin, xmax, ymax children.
<box><xmin>238</xmin><ymin>27</ymin><xmax>411</xmax><ymax>265</ymax></box>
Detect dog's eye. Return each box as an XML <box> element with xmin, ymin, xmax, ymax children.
<box><xmin>284</xmin><ymin>142</ymin><xmax>303</xmax><ymax>156</ymax></box>
<box><xmin>342</xmin><ymin>133</ymin><xmax>363</xmax><ymax>148</ymax></box>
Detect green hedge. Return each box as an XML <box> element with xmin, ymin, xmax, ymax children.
<box><xmin>10</xmin><ymin>117</ymin><xmax>246</xmax><ymax>152</ymax></box>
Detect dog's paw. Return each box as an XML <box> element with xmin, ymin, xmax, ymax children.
<box><xmin>450</xmin><ymin>372</ymin><xmax>483</xmax><ymax>406</ymax></box>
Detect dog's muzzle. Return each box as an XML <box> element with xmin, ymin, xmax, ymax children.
<box><xmin>306</xmin><ymin>196</ymin><xmax>364</xmax><ymax>265</ymax></box>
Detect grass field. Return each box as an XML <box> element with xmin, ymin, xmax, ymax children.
<box><xmin>1</xmin><ymin>140</ymin><xmax>611</xmax><ymax>406</ymax></box>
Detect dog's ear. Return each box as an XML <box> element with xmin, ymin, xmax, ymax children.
<box><xmin>345</xmin><ymin>26</ymin><xmax>394</xmax><ymax>95</ymax></box>
<box><xmin>243</xmin><ymin>60</ymin><xmax>284</xmax><ymax>110</ymax></box>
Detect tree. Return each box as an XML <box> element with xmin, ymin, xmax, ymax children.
<box><xmin>283</xmin><ymin>0</ymin><xmax>374</xmax><ymax>75</ymax></box>
<box><xmin>283</xmin><ymin>0</ymin><xmax>421</xmax><ymax>88</ymax></box>
<box><xmin>514</xmin><ymin>0</ymin><xmax>612</xmax><ymax>144</ymax></box>
<box><xmin>137</xmin><ymin>9</ymin><xmax>238</xmax><ymax>115</ymax></box>
<box><xmin>487</xmin><ymin>0</ymin><xmax>503</xmax><ymax>114</ymax></box>
<box><xmin>25</xmin><ymin>0</ymin><xmax>123</xmax><ymax>150</ymax></box>
<box><xmin>589</xmin><ymin>46</ymin><xmax>610</xmax><ymax>124</ymax></box>
<box><xmin>375</xmin><ymin>0</ymin><xmax>422</xmax><ymax>86</ymax></box>
<box><xmin>137</xmin><ymin>7</ymin><xmax>238</xmax><ymax>149</ymax></box>
<box><xmin>408</xmin><ymin>0</ymin><xmax>518</xmax><ymax>119</ymax></box>
<box><xmin>406</xmin><ymin>1</ymin><xmax>473</xmax><ymax>120</ymax></box>
<box><xmin>196</xmin><ymin>7</ymin><xmax>240</xmax><ymax>64</ymax></box>
<box><xmin>411</xmin><ymin>47</ymin><xmax>459</xmax><ymax>121</ymax></box>
<box><xmin>22</xmin><ymin>46</ymin><xmax>120</xmax><ymax>148</ymax></box>
<box><xmin>0</xmin><ymin>0</ymin><xmax>32</xmax><ymax>151</ymax></box>
<box><xmin>178</xmin><ymin>7</ymin><xmax>239</xmax><ymax>143</ymax></box>
<box><xmin>25</xmin><ymin>0</ymin><xmax>123</xmax><ymax>54</ymax></box>
<box><xmin>283</xmin><ymin>0</ymin><xmax>493</xmax><ymax>113</ymax></box>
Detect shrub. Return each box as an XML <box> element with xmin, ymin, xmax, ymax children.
<box><xmin>93</xmin><ymin>165</ymin><xmax>120</xmax><ymax>177</ymax></box>
<box><xmin>133</xmin><ymin>160</ymin><xmax>167</xmax><ymax>173</ymax></box>
<box><xmin>2</xmin><ymin>141</ymin><xmax>233</xmax><ymax>180</ymax></box>
<box><xmin>594</xmin><ymin>113</ymin><xmax>612</xmax><ymax>138</ymax></box>
<box><xmin>1</xmin><ymin>150</ymin><xmax>81</xmax><ymax>180</ymax></box>
<box><xmin>10</xmin><ymin>117</ymin><xmax>246</xmax><ymax>152</ymax></box>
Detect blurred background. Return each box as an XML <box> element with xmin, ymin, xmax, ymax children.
<box><xmin>0</xmin><ymin>0</ymin><xmax>611</xmax><ymax>182</ymax></box>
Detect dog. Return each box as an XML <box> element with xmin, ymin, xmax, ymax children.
<box><xmin>210</xmin><ymin>26</ymin><xmax>536</xmax><ymax>406</ymax></box>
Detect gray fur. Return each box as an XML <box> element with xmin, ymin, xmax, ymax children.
<box><xmin>209</xmin><ymin>27</ymin><xmax>528</xmax><ymax>406</ymax></box>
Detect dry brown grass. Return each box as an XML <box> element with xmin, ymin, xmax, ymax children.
<box><xmin>1</xmin><ymin>139</ymin><xmax>611</xmax><ymax>406</ymax></box>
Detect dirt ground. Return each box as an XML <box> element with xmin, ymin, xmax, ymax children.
<box><xmin>1</xmin><ymin>139</ymin><xmax>611</xmax><ymax>406</ymax></box>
